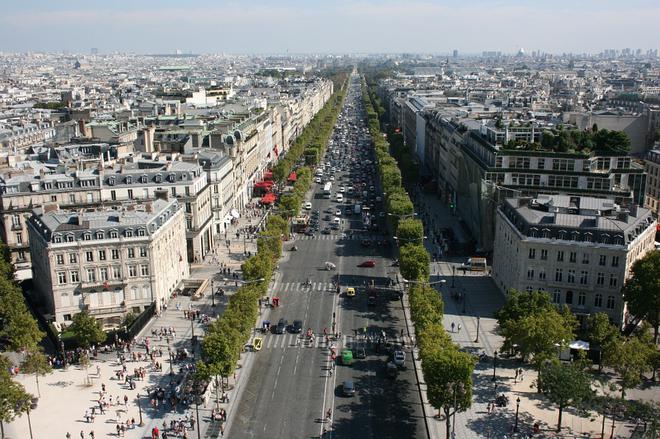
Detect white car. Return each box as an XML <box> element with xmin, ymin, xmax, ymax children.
<box><xmin>393</xmin><ymin>350</ymin><xmax>406</xmax><ymax>367</ymax></box>
<box><xmin>330</xmin><ymin>176</ymin><xmax>335</xmax><ymax>181</ymax></box>
<box><xmin>304</xmin><ymin>202</ymin><xmax>312</xmax><ymax>210</ymax></box>
<box><xmin>340</xmin><ymin>186</ymin><xmax>346</xmax><ymax>193</ymax></box>
<box><xmin>315</xmin><ymin>177</ymin><xmax>322</xmax><ymax>184</ymax></box>
<box><xmin>335</xmin><ymin>209</ymin><xmax>341</xmax><ymax>216</ymax></box>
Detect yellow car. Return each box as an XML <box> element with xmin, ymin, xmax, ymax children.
<box><xmin>253</xmin><ymin>337</ymin><xmax>263</xmax><ymax>351</ymax></box>
<box><xmin>346</xmin><ymin>287</ymin><xmax>356</xmax><ymax>297</ymax></box>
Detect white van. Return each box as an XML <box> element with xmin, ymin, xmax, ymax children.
<box><xmin>336</xmin><ymin>194</ymin><xmax>343</xmax><ymax>203</ymax></box>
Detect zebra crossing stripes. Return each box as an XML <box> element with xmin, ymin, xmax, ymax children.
<box><xmin>276</xmin><ymin>281</ymin><xmax>337</xmax><ymax>292</ymax></box>
<box><xmin>256</xmin><ymin>334</ymin><xmax>355</xmax><ymax>350</ymax></box>
<box><xmin>297</xmin><ymin>234</ymin><xmax>383</xmax><ymax>241</ymax></box>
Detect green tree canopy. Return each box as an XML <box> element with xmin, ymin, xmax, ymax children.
<box><xmin>622</xmin><ymin>251</ymin><xmax>660</xmax><ymax>343</ymax></box>
<box><xmin>20</xmin><ymin>347</ymin><xmax>52</xmax><ymax>397</ymax></box>
<box><xmin>69</xmin><ymin>311</ymin><xmax>106</xmax><ymax>348</ymax></box>
<box><xmin>396</xmin><ymin>218</ymin><xmax>424</xmax><ymax>244</ymax></box>
<box><xmin>607</xmin><ymin>334</ymin><xmax>652</xmax><ymax>399</ymax></box>
<box><xmin>539</xmin><ymin>361</ymin><xmax>594</xmax><ymax>431</ymax></box>
<box><xmin>399</xmin><ymin>243</ymin><xmax>430</xmax><ymax>282</ymax></box>
<box><xmin>0</xmin><ymin>356</ymin><xmax>33</xmax><ymax>426</ymax></box>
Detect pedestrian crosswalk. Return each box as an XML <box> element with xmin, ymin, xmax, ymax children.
<box><xmin>297</xmin><ymin>233</ymin><xmax>384</xmax><ymax>241</ymax></box>
<box><xmin>275</xmin><ymin>281</ymin><xmax>338</xmax><ymax>292</ymax></box>
<box><xmin>250</xmin><ymin>333</ymin><xmax>356</xmax><ymax>350</ymax></box>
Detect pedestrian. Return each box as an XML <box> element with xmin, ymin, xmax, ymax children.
<box><xmin>487</xmin><ymin>402</ymin><xmax>492</xmax><ymax>414</ymax></box>
<box><xmin>80</xmin><ymin>431</ymin><xmax>84</xmax><ymax>439</ymax></box>
<box><xmin>89</xmin><ymin>432</ymin><xmax>95</xmax><ymax>439</ymax></box>
<box><xmin>116</xmin><ymin>425</ymin><xmax>121</xmax><ymax>437</ymax></box>
<box><xmin>457</xmin><ymin>323</ymin><xmax>462</xmax><ymax>333</ymax></box>
<box><xmin>450</xmin><ymin>322</ymin><xmax>455</xmax><ymax>333</ymax></box>
<box><xmin>124</xmin><ymin>395</ymin><xmax>128</xmax><ymax>406</ymax></box>
<box><xmin>514</xmin><ymin>369</ymin><xmax>519</xmax><ymax>382</ymax></box>
<box><xmin>66</xmin><ymin>433</ymin><xmax>71</xmax><ymax>439</ymax></box>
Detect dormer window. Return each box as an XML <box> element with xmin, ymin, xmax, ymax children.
<box><xmin>109</xmin><ymin>230</ymin><xmax>118</xmax><ymax>239</ymax></box>
<box><xmin>53</xmin><ymin>235</ymin><xmax>62</xmax><ymax>243</ymax></box>
<box><xmin>168</xmin><ymin>173</ymin><xmax>176</xmax><ymax>182</ymax></box>
<box><xmin>83</xmin><ymin>233</ymin><xmax>92</xmax><ymax>241</ymax></box>
<box><xmin>140</xmin><ymin>175</ymin><xmax>148</xmax><ymax>183</ymax></box>
<box><xmin>66</xmin><ymin>234</ymin><xmax>75</xmax><ymax>242</ymax></box>
<box><xmin>571</xmin><ymin>231</ymin><xmax>580</xmax><ymax>241</ymax></box>
<box><xmin>126</xmin><ymin>176</ymin><xmax>132</xmax><ymax>184</ymax></box>
<box><xmin>125</xmin><ymin>229</ymin><xmax>133</xmax><ymax>237</ymax></box>
<box><xmin>601</xmin><ymin>233</ymin><xmax>610</xmax><ymax>244</ymax></box>
<box><xmin>137</xmin><ymin>228</ymin><xmax>146</xmax><ymax>237</ymax></box>
<box><xmin>542</xmin><ymin>228</ymin><xmax>550</xmax><ymax>239</ymax></box>
<box><xmin>155</xmin><ymin>174</ymin><xmax>162</xmax><ymax>183</ymax></box>
<box><xmin>95</xmin><ymin>232</ymin><xmax>104</xmax><ymax>240</ymax></box>
<box><xmin>558</xmin><ymin>230</ymin><xmax>566</xmax><ymax>240</ymax></box>
<box><xmin>108</xmin><ymin>177</ymin><xmax>115</xmax><ymax>186</ymax></box>
<box><xmin>584</xmin><ymin>232</ymin><xmax>593</xmax><ymax>243</ymax></box>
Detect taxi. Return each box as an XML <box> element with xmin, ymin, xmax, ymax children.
<box><xmin>346</xmin><ymin>287</ymin><xmax>356</xmax><ymax>297</ymax></box>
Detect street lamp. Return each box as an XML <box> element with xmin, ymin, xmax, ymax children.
<box><xmin>514</xmin><ymin>397</ymin><xmax>521</xmax><ymax>432</ymax></box>
<box><xmin>136</xmin><ymin>393</ymin><xmax>144</xmax><ymax>426</ymax></box>
<box><xmin>211</xmin><ymin>280</ymin><xmax>216</xmax><ymax>307</ymax></box>
<box><xmin>167</xmin><ymin>340</ymin><xmax>173</xmax><ymax>376</ymax></box>
<box><xmin>474</xmin><ymin>316</ymin><xmax>481</xmax><ymax>343</ymax></box>
<box><xmin>492</xmin><ymin>350</ymin><xmax>498</xmax><ymax>381</ymax></box>
<box><xmin>452</xmin><ymin>266</ymin><xmax>456</xmax><ymax>288</ymax></box>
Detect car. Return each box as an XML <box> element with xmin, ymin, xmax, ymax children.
<box><xmin>358</xmin><ymin>260</ymin><xmax>376</xmax><ymax>268</ymax></box>
<box><xmin>322</xmin><ymin>227</ymin><xmax>331</xmax><ymax>235</ymax></box>
<box><xmin>342</xmin><ymin>380</ymin><xmax>356</xmax><ymax>396</ymax></box>
<box><xmin>353</xmin><ymin>343</ymin><xmax>367</xmax><ymax>359</ymax></box>
<box><xmin>346</xmin><ymin>287</ymin><xmax>356</xmax><ymax>297</ymax></box>
<box><xmin>340</xmin><ymin>186</ymin><xmax>346</xmax><ymax>193</ymax></box>
<box><xmin>290</xmin><ymin>320</ymin><xmax>303</xmax><ymax>333</ymax></box>
<box><xmin>315</xmin><ymin>177</ymin><xmax>322</xmax><ymax>184</ymax></box>
<box><xmin>393</xmin><ymin>350</ymin><xmax>406</xmax><ymax>367</ymax></box>
<box><xmin>386</xmin><ymin>362</ymin><xmax>398</xmax><ymax>379</ymax></box>
<box><xmin>360</xmin><ymin>239</ymin><xmax>372</xmax><ymax>247</ymax></box>
<box><xmin>335</xmin><ymin>209</ymin><xmax>341</xmax><ymax>216</ymax></box>
<box><xmin>304</xmin><ymin>229</ymin><xmax>314</xmax><ymax>236</ymax></box>
<box><xmin>304</xmin><ymin>202</ymin><xmax>312</xmax><ymax>210</ymax></box>
<box><xmin>340</xmin><ymin>349</ymin><xmax>353</xmax><ymax>365</ymax></box>
<box><xmin>275</xmin><ymin>319</ymin><xmax>288</xmax><ymax>334</ymax></box>
<box><xmin>330</xmin><ymin>176</ymin><xmax>335</xmax><ymax>181</ymax></box>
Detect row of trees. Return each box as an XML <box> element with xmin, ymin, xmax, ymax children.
<box><xmin>196</xmin><ymin>72</ymin><xmax>350</xmax><ymax>392</ymax></box>
<box><xmin>0</xmin><ymin>246</ymin><xmax>50</xmax><ymax>433</ymax></box>
<box><xmin>360</xmin><ymin>77</ymin><xmax>475</xmax><ymax>438</ymax></box>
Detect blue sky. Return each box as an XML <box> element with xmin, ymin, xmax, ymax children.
<box><xmin>1</xmin><ymin>0</ymin><xmax>658</xmax><ymax>54</ymax></box>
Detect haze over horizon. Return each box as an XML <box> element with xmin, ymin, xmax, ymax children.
<box><xmin>1</xmin><ymin>0</ymin><xmax>659</xmax><ymax>55</ymax></box>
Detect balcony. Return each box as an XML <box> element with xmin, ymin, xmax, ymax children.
<box><xmin>87</xmin><ymin>305</ymin><xmax>126</xmax><ymax>316</ymax></box>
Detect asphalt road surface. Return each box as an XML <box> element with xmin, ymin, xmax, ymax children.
<box><xmin>229</xmin><ymin>74</ymin><xmax>427</xmax><ymax>439</ymax></box>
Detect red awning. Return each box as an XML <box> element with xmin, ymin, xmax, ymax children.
<box><xmin>287</xmin><ymin>172</ymin><xmax>297</xmax><ymax>182</ymax></box>
<box><xmin>260</xmin><ymin>193</ymin><xmax>277</xmax><ymax>204</ymax></box>
<box><xmin>263</xmin><ymin>171</ymin><xmax>273</xmax><ymax>181</ymax></box>
<box><xmin>254</xmin><ymin>181</ymin><xmax>274</xmax><ymax>189</ymax></box>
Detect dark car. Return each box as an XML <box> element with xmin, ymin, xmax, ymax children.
<box><xmin>322</xmin><ymin>227</ymin><xmax>331</xmax><ymax>235</ymax></box>
<box><xmin>304</xmin><ymin>228</ymin><xmax>314</xmax><ymax>236</ymax></box>
<box><xmin>275</xmin><ymin>318</ymin><xmax>288</xmax><ymax>334</ymax></box>
<box><xmin>290</xmin><ymin>320</ymin><xmax>303</xmax><ymax>333</ymax></box>
<box><xmin>360</xmin><ymin>239</ymin><xmax>372</xmax><ymax>247</ymax></box>
<box><xmin>342</xmin><ymin>380</ymin><xmax>355</xmax><ymax>396</ymax></box>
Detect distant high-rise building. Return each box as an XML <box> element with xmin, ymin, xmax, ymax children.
<box><xmin>90</xmin><ymin>47</ymin><xmax>98</xmax><ymax>55</ymax></box>
<box><xmin>452</xmin><ymin>49</ymin><xmax>458</xmax><ymax>59</ymax></box>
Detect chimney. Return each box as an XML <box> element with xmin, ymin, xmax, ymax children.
<box><xmin>145</xmin><ymin>202</ymin><xmax>153</xmax><ymax>213</ymax></box>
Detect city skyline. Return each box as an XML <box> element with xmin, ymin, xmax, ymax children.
<box><xmin>1</xmin><ymin>0</ymin><xmax>659</xmax><ymax>55</ymax></box>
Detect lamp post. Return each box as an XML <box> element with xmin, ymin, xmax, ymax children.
<box><xmin>514</xmin><ymin>397</ymin><xmax>521</xmax><ymax>432</ymax></box>
<box><xmin>190</xmin><ymin>313</ymin><xmax>195</xmax><ymax>356</ymax></box>
<box><xmin>211</xmin><ymin>280</ymin><xmax>215</xmax><ymax>307</ymax></box>
<box><xmin>492</xmin><ymin>350</ymin><xmax>498</xmax><ymax>381</ymax></box>
<box><xmin>195</xmin><ymin>396</ymin><xmax>202</xmax><ymax>439</ymax></box>
<box><xmin>26</xmin><ymin>408</ymin><xmax>34</xmax><ymax>439</ymax></box>
<box><xmin>474</xmin><ymin>316</ymin><xmax>481</xmax><ymax>343</ymax></box>
<box><xmin>452</xmin><ymin>265</ymin><xmax>456</xmax><ymax>288</ymax></box>
<box><xmin>137</xmin><ymin>393</ymin><xmax>144</xmax><ymax>426</ymax></box>
<box><xmin>167</xmin><ymin>342</ymin><xmax>173</xmax><ymax>376</ymax></box>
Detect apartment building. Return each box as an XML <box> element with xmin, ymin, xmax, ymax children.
<box><xmin>1</xmin><ymin>156</ymin><xmax>212</xmax><ymax>278</ymax></box>
<box><xmin>27</xmin><ymin>198</ymin><xmax>189</xmax><ymax>326</ymax></box>
<box><xmin>492</xmin><ymin>194</ymin><xmax>656</xmax><ymax>326</ymax></box>
<box><xmin>643</xmin><ymin>147</ymin><xmax>660</xmax><ymax>216</ymax></box>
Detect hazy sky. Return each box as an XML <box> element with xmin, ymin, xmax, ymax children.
<box><xmin>1</xmin><ymin>0</ymin><xmax>658</xmax><ymax>54</ymax></box>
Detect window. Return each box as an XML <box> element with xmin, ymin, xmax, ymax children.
<box><xmin>171</xmin><ymin>187</ymin><xmax>177</xmax><ymax>197</ymax></box>
<box><xmin>140</xmin><ymin>265</ymin><xmax>149</xmax><ymax>276</ymax></box>
<box><xmin>540</xmin><ymin>249</ymin><xmax>548</xmax><ymax>260</ymax></box>
<box><xmin>186</xmin><ymin>218</ymin><xmax>193</xmax><ymax>229</ymax></box>
<box><xmin>16</xmin><ymin>232</ymin><xmax>23</xmax><ymax>244</ymax></box>
<box><xmin>597</xmin><ymin>272</ymin><xmax>605</xmax><ymax>286</ymax></box>
<box><xmin>128</xmin><ymin>189</ymin><xmax>134</xmax><ymax>199</ymax></box>
<box><xmin>555</xmin><ymin>268</ymin><xmax>563</xmax><ymax>282</ymax></box>
<box><xmin>110</xmin><ymin>190</ymin><xmax>117</xmax><ymax>201</ymax></box>
<box><xmin>569</xmin><ymin>252</ymin><xmax>577</xmax><ymax>263</ymax></box>
<box><xmin>526</xmin><ymin>286</ymin><xmax>533</xmax><ymax>293</ymax></box>
<box><xmin>99</xmin><ymin>250</ymin><xmax>106</xmax><ymax>261</ymax></box>
<box><xmin>66</xmin><ymin>235</ymin><xmax>74</xmax><ymax>242</ymax></box>
<box><xmin>580</xmin><ymin>270</ymin><xmax>588</xmax><ymax>285</ymax></box>
<box><xmin>611</xmin><ymin>256</ymin><xmax>619</xmax><ymax>267</ymax></box>
<box><xmin>538</xmin><ymin>270</ymin><xmax>546</xmax><ymax>280</ymax></box>
<box><xmin>70</xmin><ymin>271</ymin><xmax>79</xmax><ymax>283</ymax></box>
<box><xmin>110</xmin><ymin>231</ymin><xmax>118</xmax><ymax>239</ymax></box>
<box><xmin>69</xmin><ymin>194</ymin><xmax>75</xmax><ymax>203</ymax></box>
<box><xmin>86</xmin><ymin>251</ymin><xmax>93</xmax><ymax>262</ymax></box>
<box><xmin>568</xmin><ymin>270</ymin><xmax>575</xmax><ymax>283</ymax></box>
<box><xmin>125</xmin><ymin>230</ymin><xmax>133</xmax><ymax>237</ymax></box>
<box><xmin>552</xmin><ymin>290</ymin><xmax>561</xmax><ymax>304</ymax></box>
<box><xmin>528</xmin><ymin>248</ymin><xmax>536</xmax><ymax>259</ymax></box>
<box><xmin>111</xmin><ymin>249</ymin><xmax>120</xmax><ymax>260</ymax></box>
<box><xmin>565</xmin><ymin>290</ymin><xmax>573</xmax><ymax>304</ymax></box>
<box><xmin>53</xmin><ymin>235</ymin><xmax>62</xmax><ymax>244</ymax></box>
<box><xmin>609</xmin><ymin>274</ymin><xmax>618</xmax><ymax>288</ymax></box>
<box><xmin>606</xmin><ymin>296</ymin><xmax>615</xmax><ymax>310</ymax></box>
<box><xmin>86</xmin><ymin>268</ymin><xmax>96</xmax><ymax>282</ymax></box>
<box><xmin>128</xmin><ymin>248</ymin><xmax>135</xmax><ymax>258</ymax></box>
<box><xmin>69</xmin><ymin>253</ymin><xmax>77</xmax><ymax>263</ymax></box>
<box><xmin>112</xmin><ymin>266</ymin><xmax>121</xmax><ymax>279</ymax></box>
<box><xmin>537</xmin><ymin>158</ymin><xmax>545</xmax><ymax>170</ymax></box>
<box><xmin>11</xmin><ymin>214</ymin><xmax>20</xmax><ymax>226</ymax></box>
<box><xmin>594</xmin><ymin>293</ymin><xmax>603</xmax><ymax>308</ymax></box>
<box><xmin>56</xmin><ymin>254</ymin><xmax>64</xmax><ymax>265</ymax></box>
<box><xmin>83</xmin><ymin>233</ymin><xmax>91</xmax><ymax>241</ymax></box>
<box><xmin>100</xmin><ymin>268</ymin><xmax>108</xmax><ymax>281</ymax></box>
<box><xmin>140</xmin><ymin>247</ymin><xmax>147</xmax><ymax>257</ymax></box>
<box><xmin>599</xmin><ymin>255</ymin><xmax>607</xmax><ymax>266</ymax></box>
<box><xmin>527</xmin><ymin>268</ymin><xmax>535</xmax><ymax>279</ymax></box>
<box><xmin>582</xmin><ymin>254</ymin><xmax>590</xmax><ymax>264</ymax></box>
<box><xmin>128</xmin><ymin>265</ymin><xmax>137</xmax><ymax>277</ymax></box>
<box><xmin>137</xmin><ymin>229</ymin><xmax>146</xmax><ymax>237</ymax></box>
<box><xmin>557</xmin><ymin>251</ymin><xmax>564</xmax><ymax>262</ymax></box>
<box><xmin>57</xmin><ymin>271</ymin><xmax>67</xmax><ymax>285</ymax></box>
<box><xmin>578</xmin><ymin>292</ymin><xmax>586</xmax><ymax>306</ymax></box>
